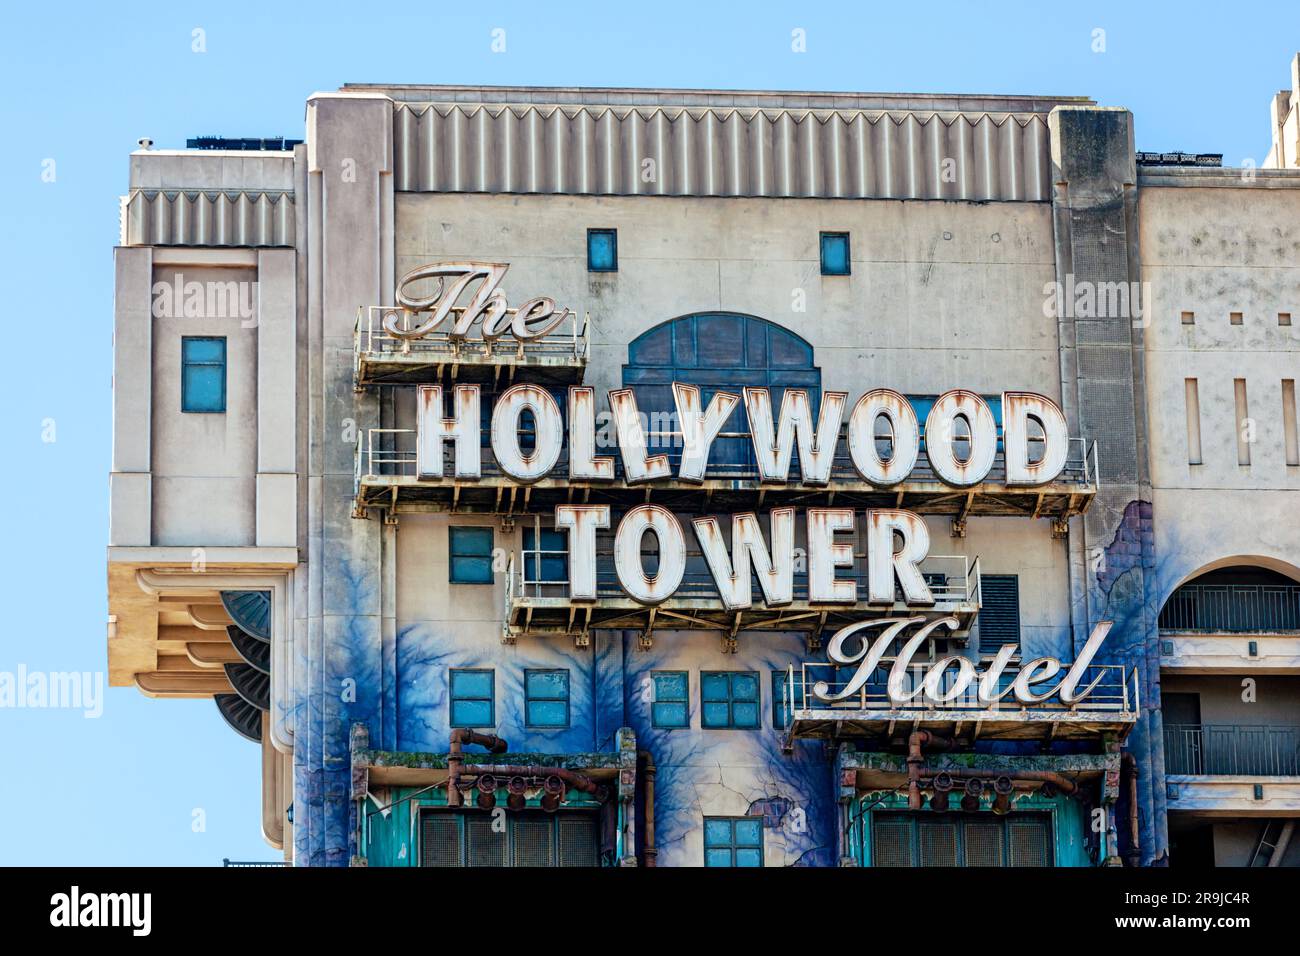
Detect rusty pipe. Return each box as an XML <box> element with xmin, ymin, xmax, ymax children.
<box><xmin>447</xmin><ymin>729</ymin><xmax>508</xmax><ymax>808</ymax></box>
<box><xmin>1121</xmin><ymin>752</ymin><xmax>1141</xmax><ymax>867</ymax></box>
<box><xmin>460</xmin><ymin>765</ymin><xmax>604</xmax><ymax>801</ymax></box>
<box><xmin>907</xmin><ymin>731</ymin><xmax>954</xmax><ymax>810</ymax></box>
<box><xmin>919</xmin><ymin>767</ymin><xmax>1079</xmax><ymax>795</ymax></box>
<box><xmin>638</xmin><ymin>750</ymin><xmax>657</xmax><ymax>868</ymax></box>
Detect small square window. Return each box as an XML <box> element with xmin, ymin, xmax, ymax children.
<box><xmin>181</xmin><ymin>336</ymin><xmax>226</xmax><ymax>412</ymax></box>
<box><xmin>587</xmin><ymin>228</ymin><xmax>617</xmax><ymax>272</ymax></box>
<box><xmin>651</xmin><ymin>671</ymin><xmax>690</xmax><ymax>729</ymax></box>
<box><xmin>1180</xmin><ymin>311</ymin><xmax>1195</xmax><ymax>325</ymax></box>
<box><xmin>1230</xmin><ymin>311</ymin><xmax>1244</xmax><ymax>326</ymax></box>
<box><xmin>449</xmin><ymin>527</ymin><xmax>494</xmax><ymax>584</ymax></box>
<box><xmin>820</xmin><ymin>232</ymin><xmax>850</xmax><ymax>276</ymax></box>
<box><xmin>704</xmin><ymin>816</ymin><xmax>764</xmax><ymax>867</ymax></box>
<box><xmin>701</xmin><ymin>671</ymin><xmax>760</xmax><ymax>729</ymax></box>
<box><xmin>524</xmin><ymin>669</ymin><xmax>570</xmax><ymax>728</ymax></box>
<box><xmin>1280</xmin><ymin>312</ymin><xmax>1292</xmax><ymax>327</ymax></box>
<box><xmin>449</xmin><ymin>668</ymin><xmax>494</xmax><ymax>728</ymax></box>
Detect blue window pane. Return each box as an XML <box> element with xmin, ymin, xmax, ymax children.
<box><xmin>731</xmin><ymin>672</ymin><xmax>759</xmax><ymax>701</ymax></box>
<box><xmin>653</xmin><ymin>671</ymin><xmax>688</xmax><ymax>701</ymax></box>
<box><xmin>182</xmin><ymin>365</ymin><xmax>225</xmax><ymax>412</ymax></box>
<box><xmin>525</xmin><ymin>670</ymin><xmax>568</xmax><ymax>699</ymax></box>
<box><xmin>587</xmin><ymin>229</ymin><xmax>617</xmax><ymax>272</ymax></box>
<box><xmin>700</xmin><ymin>672</ymin><xmax>730</xmax><ymax>701</ymax></box>
<box><xmin>527</xmin><ymin>699</ymin><xmax>568</xmax><ymax>727</ymax></box>
<box><xmin>820</xmin><ymin>232</ymin><xmax>850</xmax><ymax>276</ymax></box>
<box><xmin>735</xmin><ymin>848</ymin><xmax>763</xmax><ymax>867</ymax></box>
<box><xmin>731</xmin><ymin>702</ymin><xmax>759</xmax><ymax>728</ymax></box>
<box><xmin>451</xmin><ymin>670</ymin><xmax>492</xmax><ymax>699</ymax></box>
<box><xmin>734</xmin><ymin>819</ymin><xmax>763</xmax><ymax>846</ymax></box>
<box><xmin>450</xmin><ymin>556</ymin><xmax>493</xmax><ymax>584</ymax></box>
<box><xmin>451</xmin><ymin>699</ymin><xmax>492</xmax><ymax>727</ymax></box>
<box><xmin>705</xmin><ymin>848</ymin><xmax>733</xmax><ymax>867</ymax></box>
<box><xmin>183</xmin><ymin>338</ymin><xmax>225</xmax><ymax>363</ymax></box>
<box><xmin>703</xmin><ymin>819</ymin><xmax>733</xmax><ymax>847</ymax></box>
<box><xmin>701</xmin><ymin>701</ymin><xmax>731</xmax><ymax>728</ymax></box>
<box><xmin>652</xmin><ymin>701</ymin><xmax>688</xmax><ymax>728</ymax></box>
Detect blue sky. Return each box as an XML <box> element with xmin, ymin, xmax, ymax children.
<box><xmin>0</xmin><ymin>1</ymin><xmax>1295</xmax><ymax>865</ymax></box>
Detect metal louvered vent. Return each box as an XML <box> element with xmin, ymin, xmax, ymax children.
<box><xmin>215</xmin><ymin>694</ymin><xmax>262</xmax><ymax>742</ymax></box>
<box><xmin>919</xmin><ymin>820</ymin><xmax>958</xmax><ymax>867</ymax></box>
<box><xmin>224</xmin><ymin>663</ymin><xmax>270</xmax><ymax>711</ymax></box>
<box><xmin>221</xmin><ymin>590</ymin><xmax>272</xmax><ymax>640</ymax></box>
<box><xmin>420</xmin><ymin>815</ymin><xmax>462</xmax><ymax>867</ymax></box>
<box><xmin>513</xmin><ymin>819</ymin><xmax>555</xmax><ymax>867</ymax></box>
<box><xmin>871</xmin><ymin>818</ymin><xmax>914</xmax><ymax>867</ymax></box>
<box><xmin>227</xmin><ymin>625</ymin><xmax>270</xmax><ymax>673</ymax></box>
<box><xmin>557</xmin><ymin>815</ymin><xmax>600</xmax><ymax>867</ymax></box>
<box><xmin>1009</xmin><ymin>817</ymin><xmax>1052</xmax><ymax>866</ymax></box>
<box><xmin>964</xmin><ymin>822</ymin><xmax>1006</xmax><ymax>866</ymax></box>
<box><xmin>978</xmin><ymin>575</ymin><xmax>1021</xmax><ymax>654</ymax></box>
<box><xmin>466</xmin><ymin>817</ymin><xmax>506</xmax><ymax>867</ymax></box>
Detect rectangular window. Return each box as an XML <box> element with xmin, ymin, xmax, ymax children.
<box><xmin>1185</xmin><ymin>378</ymin><xmax>1202</xmax><ymax>465</ymax></box>
<box><xmin>651</xmin><ymin>671</ymin><xmax>689</xmax><ymax>729</ymax></box>
<box><xmin>1280</xmin><ymin>312</ymin><xmax>1292</xmax><ymax>327</ymax></box>
<box><xmin>1283</xmin><ymin>380</ymin><xmax>1298</xmax><ymax>466</ymax></box>
<box><xmin>181</xmin><ymin>336</ymin><xmax>227</xmax><ymax>412</ymax></box>
<box><xmin>587</xmin><ymin>228</ymin><xmax>617</xmax><ymax>272</ymax></box>
<box><xmin>449</xmin><ymin>669</ymin><xmax>494</xmax><ymax>728</ymax></box>
<box><xmin>820</xmin><ymin>231</ymin><xmax>850</xmax><ymax>276</ymax></box>
<box><xmin>1180</xmin><ymin>311</ymin><xmax>1195</xmax><ymax>325</ymax></box>
<box><xmin>701</xmin><ymin>671</ymin><xmax>760</xmax><ymax>729</ymax></box>
<box><xmin>524</xmin><ymin>669</ymin><xmax>570</xmax><ymax>728</ymax></box>
<box><xmin>449</xmin><ymin>526</ymin><xmax>494</xmax><ymax>584</ymax></box>
<box><xmin>978</xmin><ymin>575</ymin><xmax>1021</xmax><ymax>656</ymax></box>
<box><xmin>771</xmin><ymin>669</ymin><xmax>804</xmax><ymax>729</ymax></box>
<box><xmin>704</xmin><ymin>816</ymin><xmax>764</xmax><ymax>867</ymax></box>
<box><xmin>522</xmin><ymin>527</ymin><xmax>568</xmax><ymax>585</ymax></box>
<box><xmin>1234</xmin><ymin>378</ymin><xmax>1251</xmax><ymax>466</ymax></box>
<box><xmin>1230</xmin><ymin>311</ymin><xmax>1244</xmax><ymax>326</ymax></box>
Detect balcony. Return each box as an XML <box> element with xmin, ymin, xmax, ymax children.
<box><xmin>1164</xmin><ymin>723</ymin><xmax>1300</xmax><ymax>816</ymax></box>
<box><xmin>1159</xmin><ymin>582</ymin><xmax>1300</xmax><ymax>673</ymax></box>
<box><xmin>1164</xmin><ymin>724</ymin><xmax>1300</xmax><ymax>776</ymax></box>
<box><xmin>355</xmin><ymin>427</ymin><xmax>1098</xmax><ymax>525</ymax></box>
<box><xmin>354</xmin><ymin>306</ymin><xmax>589</xmax><ymax>386</ymax></box>
<box><xmin>781</xmin><ymin>658</ymin><xmax>1139</xmax><ymax>745</ymax></box>
<box><xmin>501</xmin><ymin>548</ymin><xmax>980</xmax><ymax>648</ymax></box>
<box><xmin>1159</xmin><ymin>584</ymin><xmax>1300</xmax><ymax>633</ymax></box>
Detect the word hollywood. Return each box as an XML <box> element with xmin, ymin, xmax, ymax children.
<box><xmin>415</xmin><ymin>383</ymin><xmax>1070</xmax><ymax>612</ymax></box>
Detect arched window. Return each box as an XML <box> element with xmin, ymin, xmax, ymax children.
<box><xmin>622</xmin><ymin>313</ymin><xmax>820</xmax><ymax>466</ymax></box>
<box><xmin>1159</xmin><ymin>565</ymin><xmax>1300</xmax><ymax>632</ymax></box>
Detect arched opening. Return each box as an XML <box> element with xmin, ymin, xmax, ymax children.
<box><xmin>1158</xmin><ymin>564</ymin><xmax>1300</xmax><ymax>633</ymax></box>
<box><xmin>622</xmin><ymin>312</ymin><xmax>820</xmax><ymax>468</ymax></box>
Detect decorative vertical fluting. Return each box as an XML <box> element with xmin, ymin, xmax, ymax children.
<box><xmin>1048</xmin><ymin>107</ymin><xmax>1166</xmax><ymax>864</ymax></box>
<box><xmin>301</xmin><ymin>93</ymin><xmax>394</xmax><ymax>866</ymax></box>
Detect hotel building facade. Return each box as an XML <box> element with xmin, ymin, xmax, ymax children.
<box><xmin>107</xmin><ymin>58</ymin><xmax>1300</xmax><ymax>867</ymax></box>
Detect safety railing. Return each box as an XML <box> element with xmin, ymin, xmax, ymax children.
<box><xmin>1158</xmin><ymin>584</ymin><xmax>1300</xmax><ymax>633</ymax></box>
<box><xmin>1163</xmin><ymin>723</ymin><xmax>1300</xmax><ymax>776</ymax></box>
<box><xmin>355</xmin><ymin>306</ymin><xmax>589</xmax><ymax>365</ymax></box>
<box><xmin>507</xmin><ymin>547</ymin><xmax>980</xmax><ymax>607</ymax></box>
<box><xmin>355</xmin><ymin>426</ymin><xmax>1097</xmax><ymax>489</ymax></box>
<box><xmin>781</xmin><ymin>659</ymin><xmax>1139</xmax><ymax>732</ymax></box>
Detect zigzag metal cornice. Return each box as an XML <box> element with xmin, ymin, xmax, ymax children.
<box><xmin>121</xmin><ymin>188</ymin><xmax>294</xmax><ymax>247</ymax></box>
<box><xmin>392</xmin><ymin>102</ymin><xmax>1051</xmax><ymax>201</ymax></box>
